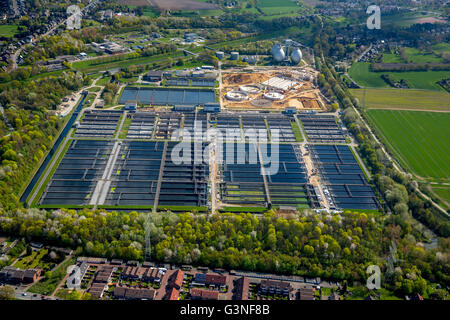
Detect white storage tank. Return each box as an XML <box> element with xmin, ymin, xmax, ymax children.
<box><xmin>272</xmin><ymin>43</ymin><xmax>286</xmax><ymax>62</ymax></box>
<box><xmin>230</xmin><ymin>51</ymin><xmax>239</xmax><ymax>60</ymax></box>
<box><xmin>216</xmin><ymin>51</ymin><xmax>224</xmax><ymax>60</ymax></box>
<box><xmin>291</xmin><ymin>47</ymin><xmax>303</xmax><ymax>64</ymax></box>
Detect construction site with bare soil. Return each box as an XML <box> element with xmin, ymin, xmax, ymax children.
<box><xmin>221</xmin><ymin>66</ymin><xmax>329</xmax><ymax>112</ymax></box>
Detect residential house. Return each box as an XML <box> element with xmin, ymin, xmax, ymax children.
<box><xmin>126</xmin><ymin>260</ymin><xmax>139</xmax><ymax>266</ymax></box>
<box><xmin>142</xmin><ymin>268</ymin><xmax>163</xmax><ymax>283</ymax></box>
<box><xmin>76</xmin><ymin>257</ymin><xmax>107</xmax><ymax>264</ymax></box>
<box><xmin>88</xmin><ymin>282</ymin><xmax>107</xmax><ymax>299</ymax></box>
<box><xmin>328</xmin><ymin>292</ymin><xmax>340</xmax><ymax>300</ymax></box>
<box><xmin>0</xmin><ymin>266</ymin><xmax>41</xmax><ymax>284</ymax></box>
<box><xmin>121</xmin><ymin>266</ymin><xmax>145</xmax><ymax>281</ymax></box>
<box><xmin>142</xmin><ymin>262</ymin><xmax>155</xmax><ymax>268</ymax></box>
<box><xmin>110</xmin><ymin>259</ymin><xmax>123</xmax><ymax>266</ymax></box>
<box><xmin>170</xmin><ymin>269</ymin><xmax>185</xmax><ymax>290</ymax></box>
<box><xmin>259</xmin><ymin>280</ymin><xmax>292</xmax><ymax>296</ymax></box>
<box><xmin>94</xmin><ymin>265</ymin><xmax>114</xmax><ymax>283</ymax></box>
<box><xmin>114</xmin><ymin>285</ymin><xmax>156</xmax><ymax>300</ymax></box>
<box><xmin>233</xmin><ymin>277</ymin><xmax>249</xmax><ymax>300</ymax></box>
<box><xmin>23</xmin><ymin>269</ymin><xmax>41</xmax><ymax>283</ymax></box>
<box><xmin>299</xmin><ymin>287</ymin><xmax>315</xmax><ymax>300</ymax></box>
<box><xmin>167</xmin><ymin>287</ymin><xmax>179</xmax><ymax>300</ymax></box>
<box><xmin>205</xmin><ymin>274</ymin><xmax>227</xmax><ymax>288</ymax></box>
<box><xmin>190</xmin><ymin>288</ymin><xmax>219</xmax><ymax>300</ymax></box>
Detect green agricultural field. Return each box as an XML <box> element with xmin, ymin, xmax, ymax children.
<box><xmin>403</xmin><ymin>47</ymin><xmax>445</xmax><ymax>64</ymax></box>
<box><xmin>382</xmin><ymin>47</ymin><xmax>445</xmax><ymax>64</ymax></box>
<box><xmin>366</xmin><ymin>110</ymin><xmax>450</xmax><ymax>182</ymax></box>
<box><xmin>198</xmin><ymin>9</ymin><xmax>225</xmax><ymax>17</ymax></box>
<box><xmin>387</xmin><ymin>71</ymin><xmax>450</xmax><ymax>91</ymax></box>
<box><xmin>348</xmin><ymin>62</ymin><xmax>389</xmax><ymax>88</ymax></box>
<box><xmin>142</xmin><ymin>8</ymin><xmax>159</xmax><ymax>17</ymax></box>
<box><xmin>350</xmin><ymin>88</ymin><xmax>450</xmax><ymax>111</ymax></box>
<box><xmin>258</xmin><ymin>12</ymin><xmax>300</xmax><ymax>20</ymax></box>
<box><xmin>430</xmin><ymin>186</ymin><xmax>450</xmax><ymax>210</ymax></box>
<box><xmin>432</xmin><ymin>43</ymin><xmax>450</xmax><ymax>54</ymax></box>
<box><xmin>349</xmin><ymin>62</ymin><xmax>449</xmax><ymax>91</ymax></box>
<box><xmin>258</xmin><ymin>0</ymin><xmax>299</xmax><ymax>15</ymax></box>
<box><xmin>0</xmin><ymin>24</ymin><xmax>19</xmax><ymax>38</ymax></box>
<box><xmin>382</xmin><ymin>53</ymin><xmax>404</xmax><ymax>63</ymax></box>
<box><xmin>381</xmin><ymin>11</ymin><xmax>443</xmax><ymax>27</ymax></box>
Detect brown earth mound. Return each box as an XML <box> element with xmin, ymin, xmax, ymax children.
<box><xmin>224</xmin><ymin>73</ymin><xmax>270</xmax><ymax>86</ymax></box>
<box><xmin>415</xmin><ymin>17</ymin><xmax>446</xmax><ymax>24</ymax></box>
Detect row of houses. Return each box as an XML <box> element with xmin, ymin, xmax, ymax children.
<box><xmin>87</xmin><ymin>265</ymin><xmax>116</xmax><ymax>299</ymax></box>
<box><xmin>121</xmin><ymin>266</ymin><xmax>164</xmax><ymax>283</ymax></box>
<box><xmin>259</xmin><ymin>279</ymin><xmax>292</xmax><ymax>296</ymax></box>
<box><xmin>71</xmin><ymin>257</ymin><xmax>341</xmax><ymax>301</ymax></box>
<box><xmin>191</xmin><ymin>288</ymin><xmax>219</xmax><ymax>300</ymax></box>
<box><xmin>165</xmin><ymin>269</ymin><xmax>185</xmax><ymax>300</ymax></box>
<box><xmin>76</xmin><ymin>257</ymin><xmax>108</xmax><ymax>264</ymax></box>
<box><xmin>114</xmin><ymin>285</ymin><xmax>156</xmax><ymax>300</ymax></box>
<box><xmin>192</xmin><ymin>273</ymin><xmax>227</xmax><ymax>289</ymax></box>
<box><xmin>0</xmin><ymin>266</ymin><xmax>41</xmax><ymax>284</ymax></box>
<box><xmin>233</xmin><ymin>277</ymin><xmax>249</xmax><ymax>300</ymax></box>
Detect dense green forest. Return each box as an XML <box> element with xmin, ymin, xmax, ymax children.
<box><xmin>0</xmin><ymin>70</ymin><xmax>90</xmax><ymax>210</ymax></box>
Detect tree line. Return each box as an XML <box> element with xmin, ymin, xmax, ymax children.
<box><xmin>0</xmin><ymin>70</ymin><xmax>90</xmax><ymax>210</ymax></box>
<box><xmin>0</xmin><ymin>207</ymin><xmax>447</xmax><ymax>297</ymax></box>
<box><xmin>313</xmin><ymin>19</ymin><xmax>450</xmax><ymax>238</ymax></box>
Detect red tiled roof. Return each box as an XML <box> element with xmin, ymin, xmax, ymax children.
<box><xmin>201</xmin><ymin>290</ymin><xmax>219</xmax><ymax>300</ymax></box>
<box><xmin>168</xmin><ymin>288</ymin><xmax>179</xmax><ymax>300</ymax></box>
<box><xmin>172</xmin><ymin>269</ymin><xmax>185</xmax><ymax>289</ymax></box>
<box><xmin>234</xmin><ymin>277</ymin><xmax>249</xmax><ymax>300</ymax></box>
<box><xmin>190</xmin><ymin>288</ymin><xmax>219</xmax><ymax>300</ymax></box>
<box><xmin>114</xmin><ymin>286</ymin><xmax>126</xmax><ymax>297</ymax></box>
<box><xmin>191</xmin><ymin>288</ymin><xmax>202</xmax><ymax>297</ymax></box>
<box><xmin>114</xmin><ymin>285</ymin><xmax>155</xmax><ymax>300</ymax></box>
<box><xmin>299</xmin><ymin>287</ymin><xmax>314</xmax><ymax>300</ymax></box>
<box><xmin>205</xmin><ymin>274</ymin><xmax>226</xmax><ymax>286</ymax></box>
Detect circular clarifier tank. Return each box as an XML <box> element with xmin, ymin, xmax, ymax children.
<box><xmin>239</xmin><ymin>85</ymin><xmax>260</xmax><ymax>94</ymax></box>
<box><xmin>225</xmin><ymin>90</ymin><xmax>248</xmax><ymax>101</ymax></box>
<box><xmin>263</xmin><ymin>91</ymin><xmax>285</xmax><ymax>101</ymax></box>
